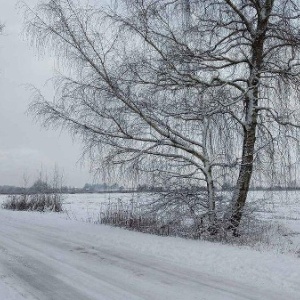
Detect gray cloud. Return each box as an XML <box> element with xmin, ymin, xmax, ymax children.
<box><xmin>0</xmin><ymin>0</ymin><xmax>92</xmax><ymax>187</ymax></box>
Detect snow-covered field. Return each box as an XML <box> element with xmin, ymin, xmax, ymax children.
<box><xmin>247</xmin><ymin>191</ymin><xmax>300</xmax><ymax>254</ymax></box>
<box><xmin>62</xmin><ymin>192</ymin><xmax>140</xmax><ymax>223</ymax></box>
<box><xmin>0</xmin><ymin>191</ymin><xmax>299</xmax><ymax>299</ymax></box>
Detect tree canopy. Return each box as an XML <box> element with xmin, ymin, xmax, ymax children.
<box><xmin>26</xmin><ymin>0</ymin><xmax>300</xmax><ymax>233</ymax></box>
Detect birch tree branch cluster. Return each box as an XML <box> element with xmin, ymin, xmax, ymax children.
<box><xmin>25</xmin><ymin>0</ymin><xmax>300</xmax><ymax>233</ymax></box>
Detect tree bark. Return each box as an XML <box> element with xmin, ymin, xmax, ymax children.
<box><xmin>229</xmin><ymin>0</ymin><xmax>274</xmax><ymax>233</ymax></box>
<box><xmin>229</xmin><ymin>123</ymin><xmax>257</xmax><ymax>233</ymax></box>
<box><xmin>228</xmin><ymin>74</ymin><xmax>259</xmax><ymax>234</ymax></box>
<box><xmin>206</xmin><ymin>166</ymin><xmax>216</xmax><ymax>233</ymax></box>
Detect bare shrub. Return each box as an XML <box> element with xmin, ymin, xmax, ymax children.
<box><xmin>99</xmin><ymin>198</ymin><xmax>178</xmax><ymax>236</ymax></box>
<box><xmin>2</xmin><ymin>194</ymin><xmax>63</xmax><ymax>212</ymax></box>
<box><xmin>2</xmin><ymin>166</ymin><xmax>64</xmax><ymax>213</ymax></box>
<box><xmin>99</xmin><ymin>195</ymin><xmax>230</xmax><ymax>238</ymax></box>
<box><xmin>98</xmin><ymin>194</ymin><xmax>283</xmax><ymax>247</ymax></box>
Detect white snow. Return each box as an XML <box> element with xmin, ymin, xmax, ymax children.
<box><xmin>0</xmin><ymin>191</ymin><xmax>299</xmax><ymax>299</ymax></box>
<box><xmin>247</xmin><ymin>191</ymin><xmax>300</xmax><ymax>253</ymax></box>
<box><xmin>62</xmin><ymin>192</ymin><xmax>135</xmax><ymax>222</ymax></box>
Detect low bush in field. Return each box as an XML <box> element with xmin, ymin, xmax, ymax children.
<box><xmin>99</xmin><ymin>198</ymin><xmax>214</xmax><ymax>237</ymax></box>
<box><xmin>98</xmin><ymin>197</ymin><xmax>280</xmax><ymax>246</ymax></box>
<box><xmin>2</xmin><ymin>194</ymin><xmax>63</xmax><ymax>212</ymax></box>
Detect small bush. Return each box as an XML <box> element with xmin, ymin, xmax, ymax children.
<box><xmin>2</xmin><ymin>194</ymin><xmax>63</xmax><ymax>212</ymax></box>
<box><xmin>98</xmin><ymin>197</ymin><xmax>275</xmax><ymax>244</ymax></box>
<box><xmin>99</xmin><ymin>198</ymin><xmax>201</xmax><ymax>237</ymax></box>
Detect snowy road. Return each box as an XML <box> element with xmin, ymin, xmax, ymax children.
<box><xmin>0</xmin><ymin>210</ymin><xmax>299</xmax><ymax>300</ymax></box>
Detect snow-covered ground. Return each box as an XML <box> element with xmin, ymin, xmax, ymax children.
<box><xmin>62</xmin><ymin>192</ymin><xmax>137</xmax><ymax>222</ymax></box>
<box><xmin>61</xmin><ymin>191</ymin><xmax>300</xmax><ymax>254</ymax></box>
<box><xmin>0</xmin><ymin>191</ymin><xmax>299</xmax><ymax>299</ymax></box>
<box><xmin>247</xmin><ymin>191</ymin><xmax>300</xmax><ymax>254</ymax></box>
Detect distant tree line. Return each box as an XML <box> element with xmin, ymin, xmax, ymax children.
<box><xmin>2</xmin><ymin>180</ymin><xmax>300</xmax><ymax>195</ymax></box>
<box><xmin>83</xmin><ymin>183</ymin><xmax>124</xmax><ymax>193</ymax></box>
<box><xmin>0</xmin><ymin>180</ymin><xmax>69</xmax><ymax>195</ymax></box>
<box><xmin>0</xmin><ymin>181</ymin><xmax>126</xmax><ymax>195</ymax></box>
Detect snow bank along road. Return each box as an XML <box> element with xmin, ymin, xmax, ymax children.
<box><xmin>0</xmin><ymin>210</ymin><xmax>299</xmax><ymax>300</ymax></box>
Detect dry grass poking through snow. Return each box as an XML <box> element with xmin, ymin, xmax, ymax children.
<box><xmin>2</xmin><ymin>194</ymin><xmax>63</xmax><ymax>212</ymax></box>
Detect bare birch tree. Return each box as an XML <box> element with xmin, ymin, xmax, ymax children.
<box><xmin>25</xmin><ymin>0</ymin><xmax>300</xmax><ymax>234</ymax></box>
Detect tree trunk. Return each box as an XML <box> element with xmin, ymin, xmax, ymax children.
<box><xmin>229</xmin><ymin>123</ymin><xmax>257</xmax><ymax>234</ymax></box>
<box><xmin>206</xmin><ymin>166</ymin><xmax>217</xmax><ymax>234</ymax></box>
<box><xmin>228</xmin><ymin>1</ymin><xmax>274</xmax><ymax>233</ymax></box>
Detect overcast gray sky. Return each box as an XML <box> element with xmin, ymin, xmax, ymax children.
<box><xmin>0</xmin><ymin>0</ymin><xmax>94</xmax><ymax>187</ymax></box>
